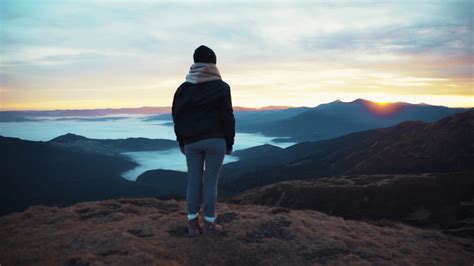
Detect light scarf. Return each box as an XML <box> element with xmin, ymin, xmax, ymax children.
<box><xmin>185</xmin><ymin>63</ymin><xmax>222</xmax><ymax>84</ymax></box>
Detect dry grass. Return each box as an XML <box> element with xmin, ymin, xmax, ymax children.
<box><xmin>0</xmin><ymin>197</ymin><xmax>473</xmax><ymax>265</ymax></box>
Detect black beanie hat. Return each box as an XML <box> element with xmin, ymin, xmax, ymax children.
<box><xmin>193</xmin><ymin>45</ymin><xmax>216</xmax><ymax>64</ymax></box>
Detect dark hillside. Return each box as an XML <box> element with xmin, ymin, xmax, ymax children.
<box><xmin>0</xmin><ymin>136</ymin><xmax>158</xmax><ymax>216</ymax></box>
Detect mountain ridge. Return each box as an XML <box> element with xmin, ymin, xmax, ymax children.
<box><xmin>227</xmin><ymin>172</ymin><xmax>474</xmax><ymax>235</ymax></box>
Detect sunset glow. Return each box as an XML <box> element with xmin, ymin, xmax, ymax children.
<box><xmin>364</xmin><ymin>101</ymin><xmax>400</xmax><ymax>116</ymax></box>
<box><xmin>1</xmin><ymin>1</ymin><xmax>473</xmax><ymax>110</ymax></box>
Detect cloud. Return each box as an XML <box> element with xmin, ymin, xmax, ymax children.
<box><xmin>0</xmin><ymin>0</ymin><xmax>472</xmax><ymax>109</ymax></box>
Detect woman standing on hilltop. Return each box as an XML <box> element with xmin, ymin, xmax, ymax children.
<box><xmin>172</xmin><ymin>45</ymin><xmax>235</xmax><ymax>237</ymax></box>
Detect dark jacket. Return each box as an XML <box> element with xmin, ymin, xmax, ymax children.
<box><xmin>172</xmin><ymin>79</ymin><xmax>235</xmax><ymax>150</ymax></box>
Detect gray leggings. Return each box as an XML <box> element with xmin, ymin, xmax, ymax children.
<box><xmin>184</xmin><ymin>137</ymin><xmax>226</xmax><ymax>218</ymax></box>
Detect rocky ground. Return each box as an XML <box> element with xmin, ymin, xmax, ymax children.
<box><xmin>0</xmin><ymin>197</ymin><xmax>473</xmax><ymax>265</ymax></box>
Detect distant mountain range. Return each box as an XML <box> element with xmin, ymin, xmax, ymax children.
<box><xmin>0</xmin><ymin>107</ymin><xmax>172</xmax><ymax>121</ymax></box>
<box><xmin>2</xmin><ymin>100</ymin><xmax>468</xmax><ymax>145</ymax></box>
<box><xmin>0</xmin><ymin>105</ymin><xmax>294</xmax><ymax>122</ymax></box>
<box><xmin>237</xmin><ymin>99</ymin><xmax>470</xmax><ymax>142</ymax></box>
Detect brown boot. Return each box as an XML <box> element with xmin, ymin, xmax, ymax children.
<box><xmin>203</xmin><ymin>218</ymin><xmax>223</xmax><ymax>236</ymax></box>
<box><xmin>187</xmin><ymin>217</ymin><xmax>203</xmax><ymax>237</ymax></box>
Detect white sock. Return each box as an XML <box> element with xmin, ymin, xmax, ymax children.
<box><xmin>204</xmin><ymin>216</ymin><xmax>216</xmax><ymax>223</ymax></box>
<box><xmin>187</xmin><ymin>213</ymin><xmax>198</xmax><ymax>220</ymax></box>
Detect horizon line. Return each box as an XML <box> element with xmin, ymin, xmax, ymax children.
<box><xmin>1</xmin><ymin>98</ymin><xmax>473</xmax><ymax>112</ymax></box>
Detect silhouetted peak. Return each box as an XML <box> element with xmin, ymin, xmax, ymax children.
<box><xmin>49</xmin><ymin>133</ymin><xmax>88</xmax><ymax>143</ymax></box>
<box><xmin>351</xmin><ymin>98</ymin><xmax>371</xmax><ymax>104</ymax></box>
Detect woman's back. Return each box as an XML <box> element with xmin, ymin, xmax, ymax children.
<box><xmin>172</xmin><ymin>45</ymin><xmax>235</xmax><ymax>237</ymax></box>
<box><xmin>172</xmin><ymin>76</ymin><xmax>234</xmax><ymax>151</ymax></box>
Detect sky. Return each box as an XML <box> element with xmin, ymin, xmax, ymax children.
<box><xmin>0</xmin><ymin>0</ymin><xmax>473</xmax><ymax>110</ymax></box>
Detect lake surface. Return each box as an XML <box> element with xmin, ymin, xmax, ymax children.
<box><xmin>0</xmin><ymin>116</ymin><xmax>295</xmax><ymax>180</ymax></box>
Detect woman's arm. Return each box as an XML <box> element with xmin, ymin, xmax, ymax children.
<box><xmin>221</xmin><ymin>85</ymin><xmax>235</xmax><ymax>152</ymax></box>
<box><xmin>171</xmin><ymin>88</ymin><xmax>185</xmax><ymax>151</ymax></box>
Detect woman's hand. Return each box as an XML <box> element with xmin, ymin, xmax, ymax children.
<box><xmin>180</xmin><ymin>146</ymin><xmax>185</xmax><ymax>155</ymax></box>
